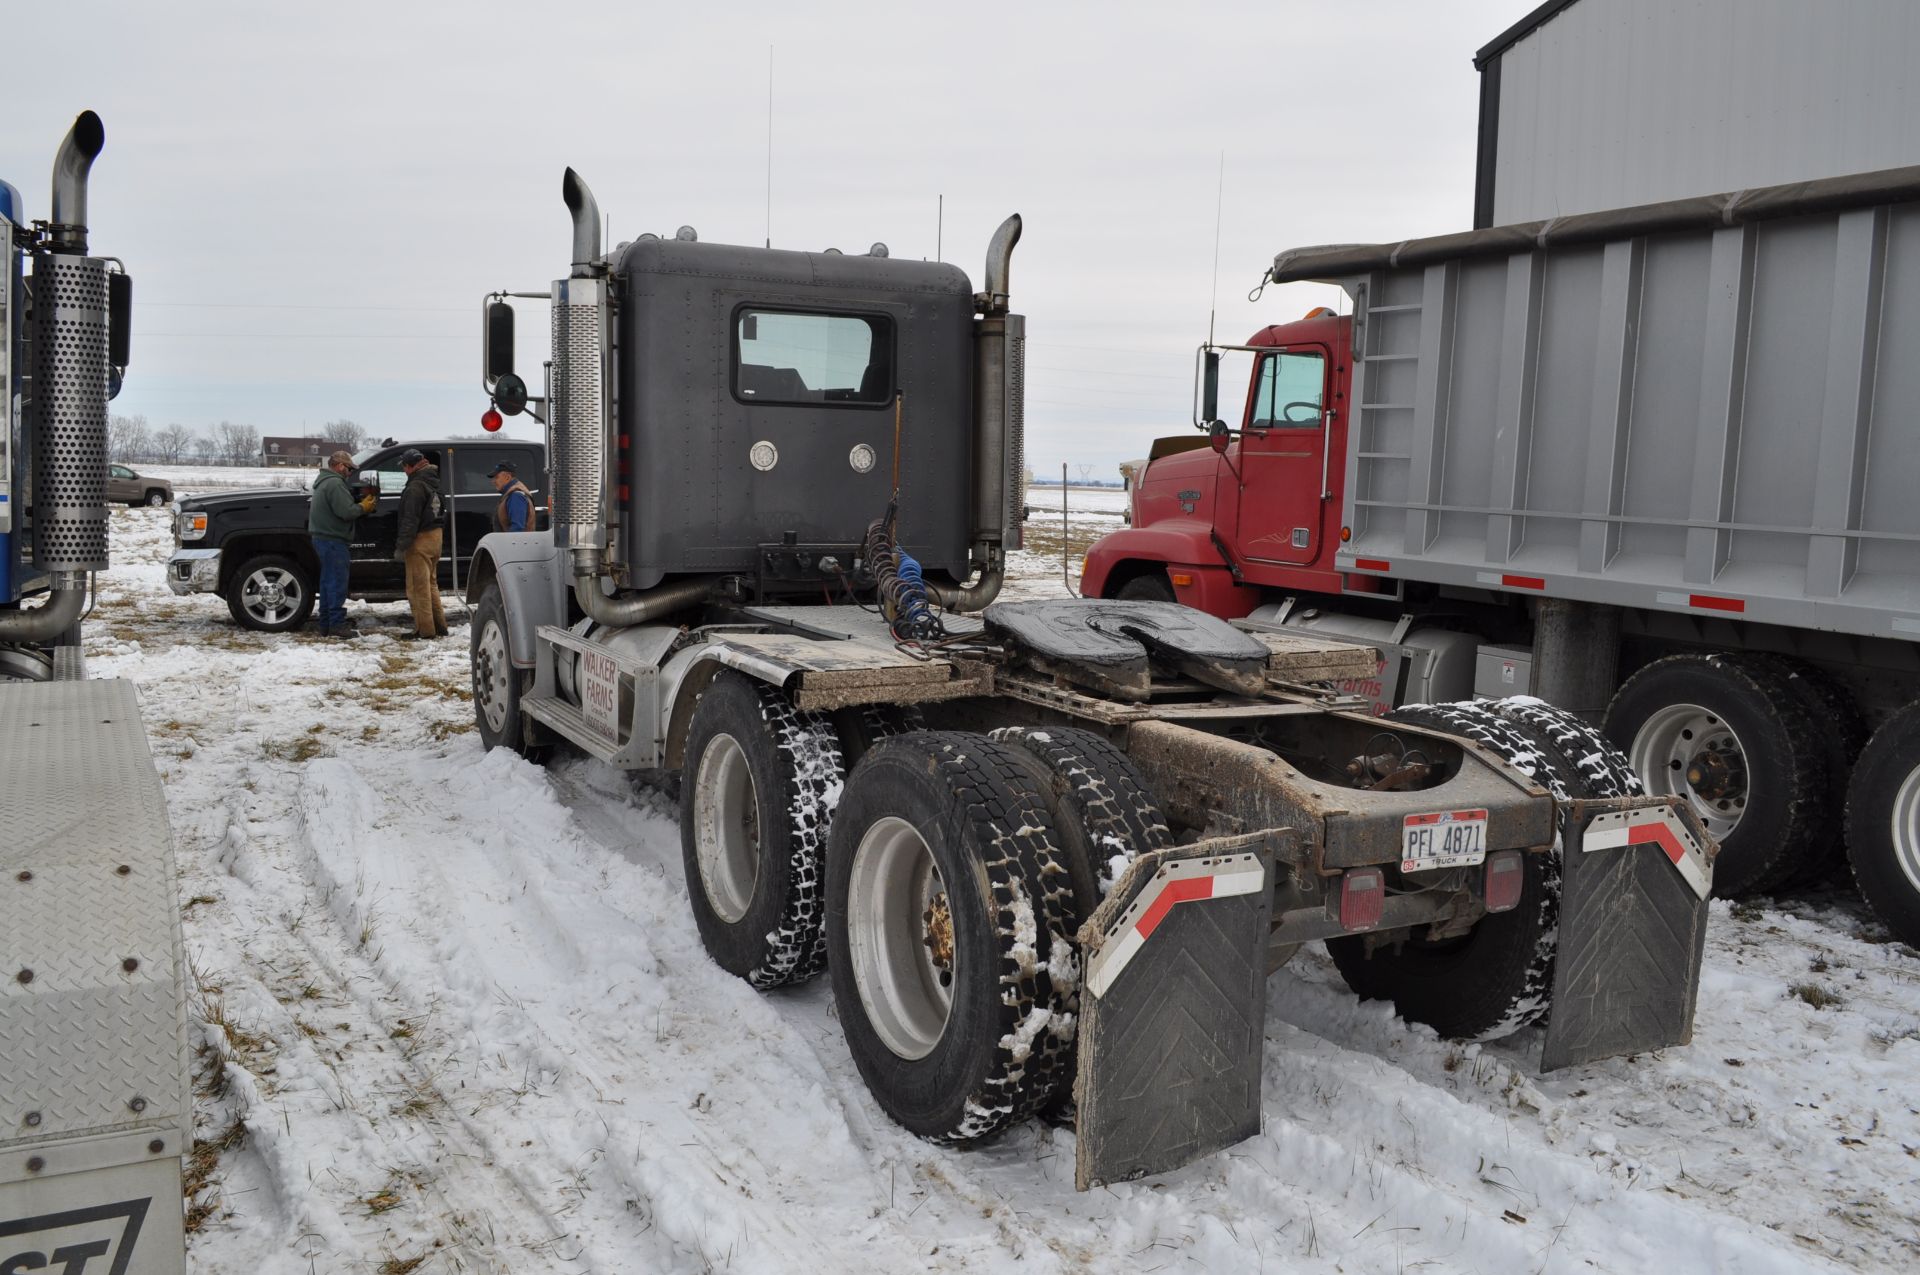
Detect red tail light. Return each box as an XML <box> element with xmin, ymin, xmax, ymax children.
<box><xmin>1337</xmin><ymin>868</ymin><xmax>1385</xmax><ymax>931</ymax></box>
<box><xmin>1484</xmin><ymin>851</ymin><xmax>1525</xmax><ymax>913</ymax></box>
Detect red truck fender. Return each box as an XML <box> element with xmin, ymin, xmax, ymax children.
<box><xmin>1080</xmin><ymin>524</ymin><xmax>1260</xmax><ymax>617</ymax></box>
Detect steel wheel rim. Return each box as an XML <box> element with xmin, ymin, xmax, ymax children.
<box><xmin>241</xmin><ymin>566</ymin><xmax>303</xmax><ymax>626</ymax></box>
<box><xmin>693</xmin><ymin>733</ymin><xmax>759</xmax><ymax>924</ymax></box>
<box><xmin>1630</xmin><ymin>702</ymin><xmax>1749</xmax><ymax>838</ymax></box>
<box><xmin>847</xmin><ymin>815</ymin><xmax>953</xmax><ymax>1060</ymax></box>
<box><xmin>474</xmin><ymin>617</ymin><xmax>512</xmax><ymax>735</ymax></box>
<box><xmin>1892</xmin><ymin>766</ymin><xmax>1920</xmax><ymax>895</ymax></box>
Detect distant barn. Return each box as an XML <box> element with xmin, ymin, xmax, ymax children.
<box><xmin>261</xmin><ymin>436</ymin><xmax>347</xmax><ymax>467</ymax></box>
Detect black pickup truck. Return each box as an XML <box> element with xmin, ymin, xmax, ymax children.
<box><xmin>167</xmin><ymin>438</ymin><xmax>547</xmax><ymax>631</ymax></box>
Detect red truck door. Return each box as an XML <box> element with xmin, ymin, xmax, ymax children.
<box><xmin>1234</xmin><ymin>346</ymin><xmax>1330</xmax><ymax>566</ymax></box>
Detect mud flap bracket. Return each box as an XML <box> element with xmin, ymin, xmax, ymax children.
<box><xmin>1073</xmin><ymin>830</ymin><xmax>1280</xmax><ymax>1190</ymax></box>
<box><xmin>1541</xmin><ymin>797</ymin><xmax>1714</xmax><ymax>1072</ymax></box>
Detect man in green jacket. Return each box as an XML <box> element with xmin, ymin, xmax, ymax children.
<box><xmin>309</xmin><ymin>450</ymin><xmax>375</xmax><ymax>637</ymax></box>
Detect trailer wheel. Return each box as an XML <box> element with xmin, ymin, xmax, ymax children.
<box><xmin>1114</xmin><ymin>572</ymin><xmax>1175</xmax><ymax>603</ymax></box>
<box><xmin>681</xmin><ymin>672</ymin><xmax>845</xmax><ymax>989</ymax></box>
<box><xmin>1605</xmin><ymin>653</ymin><xmax>1825</xmax><ymax>895</ymax></box>
<box><xmin>225</xmin><ymin>553</ymin><xmax>315</xmax><ymax>632</ymax></box>
<box><xmin>1844</xmin><ymin>702</ymin><xmax>1920</xmax><ymax>949</ymax></box>
<box><xmin>826</xmin><ymin>732</ymin><xmax>1076</xmax><ymax>1143</ymax></box>
<box><xmin>1327</xmin><ymin>701</ymin><xmax>1617</xmax><ymax>1041</ymax></box>
<box><xmin>469</xmin><ymin>583</ymin><xmax>548</xmax><ymax>762</ymax></box>
<box><xmin>1746</xmin><ymin>657</ymin><xmax>1866</xmax><ymax>886</ymax></box>
<box><xmin>831</xmin><ymin>703</ymin><xmax>927</xmax><ymax>767</ymax></box>
<box><xmin>990</xmin><ymin>725</ymin><xmax>1174</xmax><ymax>917</ymax></box>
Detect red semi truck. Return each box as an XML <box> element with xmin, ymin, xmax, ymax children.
<box><xmin>1083</xmin><ymin>167</ymin><xmax>1920</xmax><ymax>945</ymax></box>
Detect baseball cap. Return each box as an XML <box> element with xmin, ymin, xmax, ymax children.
<box><xmin>399</xmin><ymin>448</ymin><xmax>426</xmax><ymax>466</ymax></box>
<box><xmin>487</xmin><ymin>461</ymin><xmax>517</xmax><ymax>476</ymax></box>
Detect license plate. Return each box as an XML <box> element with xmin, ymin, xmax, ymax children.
<box><xmin>580</xmin><ymin>648</ymin><xmax>621</xmax><ymax>743</ymax></box>
<box><xmin>1401</xmin><ymin>808</ymin><xmax>1489</xmax><ymax>873</ymax></box>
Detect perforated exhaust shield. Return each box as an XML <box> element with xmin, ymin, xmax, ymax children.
<box><xmin>549</xmin><ymin>276</ymin><xmax>607</xmax><ymax>549</ymax></box>
<box><xmin>30</xmin><ymin>255</ymin><xmax>110</xmax><ymax>571</ymax></box>
<box><xmin>1005</xmin><ymin>314</ymin><xmax>1025</xmax><ymax>551</ymax></box>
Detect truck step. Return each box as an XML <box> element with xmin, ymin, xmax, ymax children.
<box><xmin>520</xmin><ymin>694</ymin><xmax>631</xmax><ymax>766</ymax></box>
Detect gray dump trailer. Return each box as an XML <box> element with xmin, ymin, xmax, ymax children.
<box><xmin>1269</xmin><ymin>165</ymin><xmax>1920</xmax><ymax>942</ymax></box>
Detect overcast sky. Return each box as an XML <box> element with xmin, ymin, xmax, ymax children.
<box><xmin>3</xmin><ymin>0</ymin><xmax>1538</xmax><ymax>477</ymax></box>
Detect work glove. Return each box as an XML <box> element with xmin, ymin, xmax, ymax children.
<box><xmin>357</xmin><ymin>493</ymin><xmax>376</xmax><ymax>513</ymax></box>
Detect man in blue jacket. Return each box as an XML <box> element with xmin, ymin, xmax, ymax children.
<box><xmin>489</xmin><ymin>460</ymin><xmax>535</xmax><ymax>532</ymax></box>
<box><xmin>308</xmin><ymin>450</ymin><xmax>376</xmax><ymax>638</ymax></box>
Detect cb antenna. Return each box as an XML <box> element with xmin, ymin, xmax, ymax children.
<box><xmin>1207</xmin><ymin>150</ymin><xmax>1225</xmax><ymax>347</ymax></box>
<box><xmin>765</xmin><ymin>45</ymin><xmax>774</xmax><ymax>249</ymax></box>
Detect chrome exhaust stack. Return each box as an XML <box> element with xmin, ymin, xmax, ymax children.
<box><xmin>929</xmin><ymin>214</ymin><xmax>1025</xmax><ymax>612</ymax></box>
<box><xmin>0</xmin><ymin>113</ymin><xmax>110</xmax><ymax>645</ymax></box>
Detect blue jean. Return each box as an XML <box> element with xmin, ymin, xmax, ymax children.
<box><xmin>313</xmin><ymin>536</ymin><xmax>350</xmax><ymax>629</ymax></box>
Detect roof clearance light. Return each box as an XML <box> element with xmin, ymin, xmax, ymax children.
<box><xmin>481</xmin><ymin>408</ymin><xmax>503</xmax><ymax>433</ymax></box>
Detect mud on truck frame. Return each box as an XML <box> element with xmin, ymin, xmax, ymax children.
<box><xmin>464</xmin><ymin>169</ymin><xmax>1718</xmax><ymax>1187</ymax></box>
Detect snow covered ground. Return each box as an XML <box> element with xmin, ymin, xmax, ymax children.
<box><xmin>84</xmin><ymin>504</ymin><xmax>1920</xmax><ymax>1273</ymax></box>
<box><xmin>141</xmin><ymin>463</ymin><xmax>319</xmax><ymax>493</ymax></box>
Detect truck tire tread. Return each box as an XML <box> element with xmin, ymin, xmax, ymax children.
<box><xmin>827</xmin><ymin>731</ymin><xmax>1077</xmax><ymax>1144</ymax></box>
<box><xmin>681</xmin><ymin>672</ymin><xmax>845</xmax><ymax>989</ymax></box>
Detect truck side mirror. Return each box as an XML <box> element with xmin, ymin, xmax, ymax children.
<box><xmin>486</xmin><ymin>300</ymin><xmax>515</xmax><ymax>380</ymax></box>
<box><xmin>108</xmin><ymin>271</ymin><xmax>132</xmax><ymax>369</ymax></box>
<box><xmin>493</xmin><ymin>372</ymin><xmax>529</xmax><ymax>417</ymax></box>
<box><xmin>1202</xmin><ymin>350</ymin><xmax>1221</xmax><ymax>425</ymax></box>
<box><xmin>1209</xmin><ymin>420</ymin><xmax>1232</xmax><ymax>453</ymax></box>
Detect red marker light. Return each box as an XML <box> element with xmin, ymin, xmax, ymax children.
<box><xmin>481</xmin><ymin>408</ymin><xmax>503</xmax><ymax>433</ymax></box>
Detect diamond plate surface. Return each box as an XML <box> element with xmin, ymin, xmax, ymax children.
<box><xmin>1075</xmin><ymin>843</ymin><xmax>1273</xmax><ymax>1190</ymax></box>
<box><xmin>0</xmin><ymin>681</ymin><xmax>188</xmax><ymax>1171</ymax></box>
<box><xmin>1541</xmin><ymin>815</ymin><xmax>1711</xmax><ymax>1071</ymax></box>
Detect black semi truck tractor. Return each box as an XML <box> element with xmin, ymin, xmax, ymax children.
<box><xmin>462</xmin><ymin>169</ymin><xmax>1719</xmax><ymax>1187</ymax></box>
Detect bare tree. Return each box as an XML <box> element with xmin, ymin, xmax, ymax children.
<box><xmin>108</xmin><ymin>413</ymin><xmax>150</xmax><ymax>463</ymax></box>
<box><xmin>152</xmin><ymin>422</ymin><xmax>195</xmax><ymax>464</ymax></box>
<box><xmin>324</xmin><ymin>418</ymin><xmax>367</xmax><ymax>452</ymax></box>
<box><xmin>210</xmin><ymin>420</ymin><xmax>260</xmax><ymax>466</ymax></box>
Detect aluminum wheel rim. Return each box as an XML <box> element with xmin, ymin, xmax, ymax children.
<box><xmin>146</xmin><ymin>491</ymin><xmax>165</xmax><ymax>506</ymax></box>
<box><xmin>474</xmin><ymin>617</ymin><xmax>512</xmax><ymax>735</ymax></box>
<box><xmin>1892</xmin><ymin>766</ymin><xmax>1920</xmax><ymax>895</ymax></box>
<box><xmin>1630</xmin><ymin>702</ymin><xmax>1748</xmax><ymax>838</ymax></box>
<box><xmin>847</xmin><ymin>816</ymin><xmax>953</xmax><ymax>1061</ymax></box>
<box><xmin>693</xmin><ymin>733</ymin><xmax>759</xmax><ymax>924</ymax></box>
<box><xmin>241</xmin><ymin>566</ymin><xmax>303</xmax><ymax>626</ymax></box>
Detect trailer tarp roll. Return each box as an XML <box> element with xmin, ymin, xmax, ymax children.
<box><xmin>1272</xmin><ymin>164</ymin><xmax>1920</xmax><ymax>283</ymax></box>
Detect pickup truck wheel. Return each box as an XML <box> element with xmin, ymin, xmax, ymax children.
<box><xmin>1844</xmin><ymin>702</ymin><xmax>1920</xmax><ymax>949</ymax></box>
<box><xmin>1114</xmin><ymin>572</ymin><xmax>1175</xmax><ymax>603</ymax></box>
<box><xmin>827</xmin><ymin>732</ymin><xmax>1076</xmax><ymax>1143</ymax></box>
<box><xmin>225</xmin><ymin>554</ymin><xmax>315</xmax><ymax>632</ymax></box>
<box><xmin>1605</xmin><ymin>653</ymin><xmax>1824</xmax><ymax>896</ymax></box>
<box><xmin>144</xmin><ymin>489</ymin><xmax>167</xmax><ymax>507</ymax></box>
<box><xmin>681</xmin><ymin>672</ymin><xmax>845</xmax><ymax>989</ymax></box>
<box><xmin>1327</xmin><ymin>701</ymin><xmax>1622</xmax><ymax>1041</ymax></box>
<box><xmin>470</xmin><ymin>583</ymin><xmax>547</xmax><ymax>762</ymax></box>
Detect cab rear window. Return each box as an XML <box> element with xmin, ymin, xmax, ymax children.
<box><xmin>733</xmin><ymin>309</ymin><xmax>892</xmax><ymax>407</ymax></box>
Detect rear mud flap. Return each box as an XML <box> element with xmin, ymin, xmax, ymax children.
<box><xmin>1073</xmin><ymin>833</ymin><xmax>1277</xmax><ymax>1190</ymax></box>
<box><xmin>1541</xmin><ymin>799</ymin><xmax>1714</xmax><ymax>1071</ymax></box>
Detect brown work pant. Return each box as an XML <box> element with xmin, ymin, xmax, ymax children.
<box><xmin>403</xmin><ymin>528</ymin><xmax>447</xmax><ymax>637</ymax></box>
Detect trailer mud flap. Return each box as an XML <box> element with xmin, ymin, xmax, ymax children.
<box><xmin>1541</xmin><ymin>800</ymin><xmax>1714</xmax><ymax>1071</ymax></box>
<box><xmin>1073</xmin><ymin>834</ymin><xmax>1276</xmax><ymax>1190</ymax></box>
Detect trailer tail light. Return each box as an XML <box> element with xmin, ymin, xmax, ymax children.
<box><xmin>1483</xmin><ymin>851</ymin><xmax>1525</xmax><ymax>913</ymax></box>
<box><xmin>1337</xmin><ymin>868</ymin><xmax>1385</xmax><ymax>931</ymax></box>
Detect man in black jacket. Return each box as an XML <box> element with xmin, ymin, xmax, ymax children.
<box><xmin>394</xmin><ymin>449</ymin><xmax>447</xmax><ymax>640</ymax></box>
